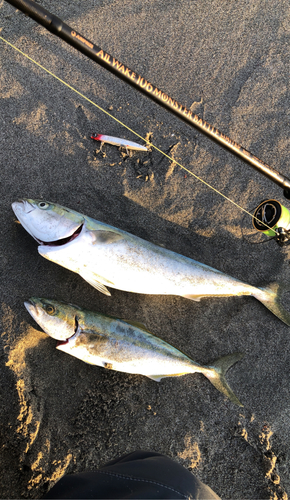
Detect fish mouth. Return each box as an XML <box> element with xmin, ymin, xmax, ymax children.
<box><xmin>12</xmin><ymin>199</ymin><xmax>34</xmax><ymax>213</ymax></box>
<box><xmin>57</xmin><ymin>316</ymin><xmax>79</xmax><ymax>347</ymax></box>
<box><xmin>24</xmin><ymin>299</ymin><xmax>38</xmax><ymax>317</ymax></box>
<box><xmin>12</xmin><ymin>199</ymin><xmax>84</xmax><ymax>246</ymax></box>
<box><xmin>37</xmin><ymin>224</ymin><xmax>83</xmax><ymax>246</ymax></box>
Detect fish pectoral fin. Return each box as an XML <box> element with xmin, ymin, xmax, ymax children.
<box><xmin>123</xmin><ymin>319</ymin><xmax>151</xmax><ymax>333</ymax></box>
<box><xmin>91</xmin><ymin>230</ymin><xmax>124</xmax><ymax>245</ymax></box>
<box><xmin>183</xmin><ymin>294</ymin><xmax>205</xmax><ymax>302</ymax></box>
<box><xmin>80</xmin><ymin>328</ymin><xmax>105</xmax><ymax>336</ymax></box>
<box><xmin>79</xmin><ymin>271</ymin><xmax>112</xmax><ymax>296</ymax></box>
<box><xmin>146</xmin><ymin>374</ymin><xmax>165</xmax><ymax>382</ymax></box>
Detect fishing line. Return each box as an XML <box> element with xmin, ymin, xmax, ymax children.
<box><xmin>0</xmin><ymin>34</ymin><xmax>277</xmax><ymax>235</ymax></box>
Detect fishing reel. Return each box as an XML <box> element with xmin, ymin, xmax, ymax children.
<box><xmin>252</xmin><ymin>199</ymin><xmax>290</xmax><ymax>246</ymax></box>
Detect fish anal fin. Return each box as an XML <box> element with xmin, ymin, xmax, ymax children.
<box><xmin>183</xmin><ymin>294</ymin><xmax>204</xmax><ymax>302</ymax></box>
<box><xmin>146</xmin><ymin>374</ymin><xmax>164</xmax><ymax>382</ymax></box>
<box><xmin>91</xmin><ymin>230</ymin><xmax>124</xmax><ymax>245</ymax></box>
<box><xmin>79</xmin><ymin>271</ymin><xmax>112</xmax><ymax>296</ymax></box>
<box><xmin>146</xmin><ymin>372</ymin><xmax>188</xmax><ymax>382</ymax></box>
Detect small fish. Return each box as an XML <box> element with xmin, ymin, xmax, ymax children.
<box><xmin>24</xmin><ymin>297</ymin><xmax>244</xmax><ymax>406</ymax></box>
<box><xmin>91</xmin><ymin>133</ymin><xmax>148</xmax><ymax>152</ymax></box>
<box><xmin>12</xmin><ymin>199</ymin><xmax>290</xmax><ymax>325</ymax></box>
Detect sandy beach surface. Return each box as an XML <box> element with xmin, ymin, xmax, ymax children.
<box><xmin>1</xmin><ymin>1</ymin><xmax>290</xmax><ymax>498</ymax></box>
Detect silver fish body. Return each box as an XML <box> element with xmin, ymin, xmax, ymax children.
<box><xmin>13</xmin><ymin>199</ymin><xmax>290</xmax><ymax>325</ymax></box>
<box><xmin>24</xmin><ymin>297</ymin><xmax>243</xmax><ymax>406</ymax></box>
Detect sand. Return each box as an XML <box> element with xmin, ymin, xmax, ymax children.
<box><xmin>1</xmin><ymin>0</ymin><xmax>290</xmax><ymax>498</ymax></box>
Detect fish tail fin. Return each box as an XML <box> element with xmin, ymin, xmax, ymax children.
<box><xmin>203</xmin><ymin>352</ymin><xmax>244</xmax><ymax>406</ymax></box>
<box><xmin>253</xmin><ymin>283</ymin><xmax>290</xmax><ymax>326</ymax></box>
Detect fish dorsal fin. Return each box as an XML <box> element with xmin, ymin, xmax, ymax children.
<box><xmin>123</xmin><ymin>319</ymin><xmax>151</xmax><ymax>333</ymax></box>
<box><xmin>91</xmin><ymin>230</ymin><xmax>124</xmax><ymax>245</ymax></box>
<box><xmin>79</xmin><ymin>271</ymin><xmax>112</xmax><ymax>296</ymax></box>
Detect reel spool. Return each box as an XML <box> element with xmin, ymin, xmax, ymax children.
<box><xmin>253</xmin><ymin>199</ymin><xmax>290</xmax><ymax>246</ymax></box>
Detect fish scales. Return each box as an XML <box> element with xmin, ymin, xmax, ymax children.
<box><xmin>64</xmin><ymin>310</ymin><xmax>196</xmax><ymax>372</ymax></box>
<box><xmin>53</xmin><ymin>222</ymin><xmax>242</xmax><ymax>296</ymax></box>
<box><xmin>24</xmin><ymin>298</ymin><xmax>244</xmax><ymax>406</ymax></box>
<box><xmin>12</xmin><ymin>199</ymin><xmax>290</xmax><ymax>325</ymax></box>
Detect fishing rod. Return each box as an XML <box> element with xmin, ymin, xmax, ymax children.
<box><xmin>4</xmin><ymin>0</ymin><xmax>290</xmax><ymax>245</ymax></box>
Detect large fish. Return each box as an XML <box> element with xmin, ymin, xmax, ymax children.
<box><xmin>24</xmin><ymin>297</ymin><xmax>244</xmax><ymax>406</ymax></box>
<box><xmin>12</xmin><ymin>199</ymin><xmax>290</xmax><ymax>325</ymax></box>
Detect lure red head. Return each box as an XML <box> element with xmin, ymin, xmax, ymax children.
<box><xmin>91</xmin><ymin>134</ymin><xmax>103</xmax><ymax>141</ymax></box>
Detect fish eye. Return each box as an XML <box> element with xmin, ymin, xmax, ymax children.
<box><xmin>45</xmin><ymin>304</ymin><xmax>55</xmax><ymax>315</ymax></box>
<box><xmin>38</xmin><ymin>202</ymin><xmax>50</xmax><ymax>210</ymax></box>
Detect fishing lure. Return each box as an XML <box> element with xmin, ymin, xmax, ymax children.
<box><xmin>91</xmin><ymin>134</ymin><xmax>148</xmax><ymax>153</ymax></box>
